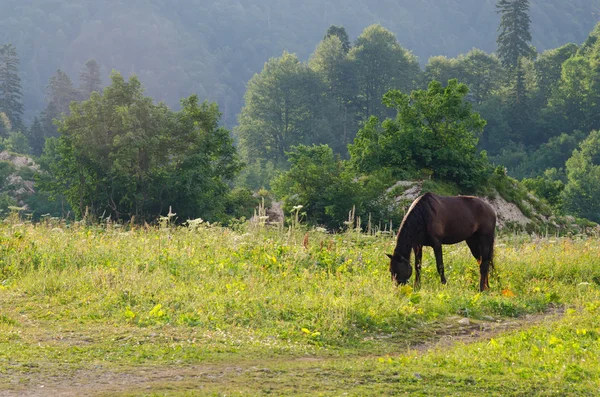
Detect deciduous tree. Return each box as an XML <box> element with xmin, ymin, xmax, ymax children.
<box><xmin>350</xmin><ymin>79</ymin><xmax>489</xmax><ymax>191</ymax></box>
<box><xmin>350</xmin><ymin>25</ymin><xmax>421</xmax><ymax>121</ymax></box>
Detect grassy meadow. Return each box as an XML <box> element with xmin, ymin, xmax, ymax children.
<box><xmin>0</xmin><ymin>218</ymin><xmax>600</xmax><ymax>395</ymax></box>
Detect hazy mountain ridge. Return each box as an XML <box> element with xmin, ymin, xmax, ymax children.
<box><xmin>1</xmin><ymin>0</ymin><xmax>598</xmax><ymax>126</ymax></box>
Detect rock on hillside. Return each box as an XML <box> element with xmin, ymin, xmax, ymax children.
<box><xmin>391</xmin><ymin>180</ymin><xmax>537</xmax><ymax>229</ymax></box>
<box><xmin>0</xmin><ymin>151</ymin><xmax>39</xmax><ymax>208</ymax></box>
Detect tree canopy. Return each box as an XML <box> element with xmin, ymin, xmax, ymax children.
<box><xmin>39</xmin><ymin>72</ymin><xmax>243</xmax><ymax>222</ymax></box>
<box><xmin>350</xmin><ymin>79</ymin><xmax>488</xmax><ymax>191</ymax></box>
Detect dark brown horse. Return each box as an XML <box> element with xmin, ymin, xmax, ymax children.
<box><xmin>387</xmin><ymin>192</ymin><xmax>496</xmax><ymax>292</ymax></box>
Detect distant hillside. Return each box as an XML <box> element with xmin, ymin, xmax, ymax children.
<box><xmin>1</xmin><ymin>0</ymin><xmax>599</xmax><ymax>126</ymax></box>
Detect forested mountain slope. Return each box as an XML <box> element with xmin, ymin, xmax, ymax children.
<box><xmin>1</xmin><ymin>0</ymin><xmax>598</xmax><ymax>126</ymax></box>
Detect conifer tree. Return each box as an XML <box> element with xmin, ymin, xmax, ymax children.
<box><xmin>28</xmin><ymin>117</ymin><xmax>46</xmax><ymax>156</ymax></box>
<box><xmin>0</xmin><ymin>44</ymin><xmax>24</xmax><ymax>132</ymax></box>
<box><xmin>43</xmin><ymin>69</ymin><xmax>79</xmax><ymax>137</ymax></box>
<box><xmin>496</xmin><ymin>0</ymin><xmax>535</xmax><ymax>70</ymax></box>
<box><xmin>324</xmin><ymin>25</ymin><xmax>351</xmax><ymax>53</ymax></box>
<box><xmin>79</xmin><ymin>59</ymin><xmax>102</xmax><ymax>98</ymax></box>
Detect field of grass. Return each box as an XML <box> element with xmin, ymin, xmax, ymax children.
<box><xmin>0</xmin><ymin>219</ymin><xmax>600</xmax><ymax>395</ymax></box>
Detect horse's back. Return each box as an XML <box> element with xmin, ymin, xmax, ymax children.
<box><xmin>424</xmin><ymin>194</ymin><xmax>496</xmax><ymax>242</ymax></box>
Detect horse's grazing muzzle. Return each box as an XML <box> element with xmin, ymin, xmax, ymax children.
<box><xmin>392</xmin><ymin>274</ymin><xmax>409</xmax><ymax>286</ymax></box>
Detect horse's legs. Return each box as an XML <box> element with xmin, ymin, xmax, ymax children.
<box><xmin>466</xmin><ymin>236</ymin><xmax>481</xmax><ymax>262</ymax></box>
<box><xmin>477</xmin><ymin>234</ymin><xmax>495</xmax><ymax>292</ymax></box>
<box><xmin>433</xmin><ymin>243</ymin><xmax>447</xmax><ymax>284</ymax></box>
<box><xmin>413</xmin><ymin>245</ymin><xmax>423</xmax><ymax>289</ymax></box>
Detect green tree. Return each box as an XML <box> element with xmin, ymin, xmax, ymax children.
<box><xmin>41</xmin><ymin>72</ymin><xmax>243</xmax><ymax>222</ymax></box>
<box><xmin>236</xmin><ymin>52</ymin><xmax>328</xmax><ymax>165</ymax></box>
<box><xmin>79</xmin><ymin>59</ymin><xmax>103</xmax><ymax>99</ymax></box>
<box><xmin>522</xmin><ymin>168</ymin><xmax>565</xmax><ymax>209</ymax></box>
<box><xmin>0</xmin><ymin>160</ymin><xmax>16</xmax><ymax>190</ymax></box>
<box><xmin>546</xmin><ymin>56</ymin><xmax>594</xmax><ymax>136</ymax></box>
<box><xmin>534</xmin><ymin>44</ymin><xmax>579</xmax><ymax>103</ymax></box>
<box><xmin>324</xmin><ymin>25</ymin><xmax>351</xmax><ymax>53</ymax></box>
<box><xmin>350</xmin><ymin>25</ymin><xmax>421</xmax><ymax>121</ymax></box>
<box><xmin>273</xmin><ymin>144</ymin><xmax>402</xmax><ymax>229</ymax></box>
<box><xmin>350</xmin><ymin>79</ymin><xmax>489</xmax><ymax>191</ymax></box>
<box><xmin>511</xmin><ymin>131</ymin><xmax>585</xmax><ymax>178</ymax></box>
<box><xmin>309</xmin><ymin>35</ymin><xmax>357</xmax><ymax>153</ymax></box>
<box><xmin>496</xmin><ymin>0</ymin><xmax>535</xmax><ymax>122</ymax></box>
<box><xmin>272</xmin><ymin>144</ymin><xmax>358</xmax><ymax>228</ymax></box>
<box><xmin>42</xmin><ymin>69</ymin><xmax>79</xmax><ymax>137</ymax></box>
<box><xmin>0</xmin><ymin>112</ymin><xmax>10</xmax><ymax>138</ymax></box>
<box><xmin>0</xmin><ymin>44</ymin><xmax>24</xmax><ymax>133</ymax></box>
<box><xmin>545</xmin><ymin>25</ymin><xmax>600</xmax><ymax>139</ymax></box>
<box><xmin>5</xmin><ymin>131</ymin><xmax>30</xmax><ymax>154</ymax></box>
<box><xmin>425</xmin><ymin>56</ymin><xmax>464</xmax><ymax>90</ymax></box>
<box><xmin>461</xmin><ymin>49</ymin><xmax>504</xmax><ymax>103</ymax></box>
<box><xmin>160</xmin><ymin>95</ymin><xmax>243</xmax><ymax>221</ymax></box>
<box><xmin>496</xmin><ymin>0</ymin><xmax>535</xmax><ymax>70</ymax></box>
<box><xmin>563</xmin><ymin>130</ymin><xmax>600</xmax><ymax>222</ymax></box>
<box><xmin>425</xmin><ymin>50</ymin><xmax>502</xmax><ymax>104</ymax></box>
<box><xmin>36</xmin><ymin>137</ymin><xmax>72</xmax><ymax>217</ymax></box>
<box><xmin>27</xmin><ymin>117</ymin><xmax>46</xmax><ymax>156</ymax></box>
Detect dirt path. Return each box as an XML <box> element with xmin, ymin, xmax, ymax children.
<box><xmin>0</xmin><ymin>306</ymin><xmax>564</xmax><ymax>397</ymax></box>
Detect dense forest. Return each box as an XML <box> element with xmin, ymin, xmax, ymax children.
<box><xmin>2</xmin><ymin>0</ymin><xmax>600</xmax><ymax>228</ymax></box>
<box><xmin>1</xmin><ymin>0</ymin><xmax>598</xmax><ymax>126</ymax></box>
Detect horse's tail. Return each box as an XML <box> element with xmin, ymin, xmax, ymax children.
<box><xmin>489</xmin><ymin>240</ymin><xmax>495</xmax><ymax>272</ymax></box>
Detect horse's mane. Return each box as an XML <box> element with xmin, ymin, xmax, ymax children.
<box><xmin>394</xmin><ymin>193</ymin><xmax>437</xmax><ymax>256</ymax></box>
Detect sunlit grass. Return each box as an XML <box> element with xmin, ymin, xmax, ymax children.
<box><xmin>1</xmin><ymin>221</ymin><xmax>600</xmax><ymax>394</ymax></box>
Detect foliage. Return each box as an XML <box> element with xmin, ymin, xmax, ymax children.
<box><xmin>5</xmin><ymin>5</ymin><xmax>600</xmax><ymax>224</ymax></box>
<box><xmin>496</xmin><ymin>0</ymin><xmax>535</xmax><ymax>70</ymax></box>
<box><xmin>224</xmin><ymin>187</ymin><xmax>260</xmax><ymax>221</ymax></box>
<box><xmin>4</xmin><ymin>130</ymin><xmax>30</xmax><ymax>154</ymax></box>
<box><xmin>522</xmin><ymin>168</ymin><xmax>565</xmax><ymax>209</ymax></box>
<box><xmin>26</xmin><ymin>116</ymin><xmax>45</xmax><ymax>156</ymax></box>
<box><xmin>350</xmin><ymin>25</ymin><xmax>421</xmax><ymax>121</ymax></box>
<box><xmin>79</xmin><ymin>59</ymin><xmax>103</xmax><ymax>98</ymax></box>
<box><xmin>511</xmin><ymin>131</ymin><xmax>586</xmax><ymax>179</ymax></box>
<box><xmin>2</xmin><ymin>1</ymin><xmax>598</xmax><ymax>129</ymax></box>
<box><xmin>563</xmin><ymin>130</ymin><xmax>600</xmax><ymax>222</ymax></box>
<box><xmin>309</xmin><ymin>35</ymin><xmax>357</xmax><ymax>153</ymax></box>
<box><xmin>157</xmin><ymin>94</ymin><xmax>244</xmax><ymax>222</ymax></box>
<box><xmin>235</xmin><ymin>158</ymin><xmax>277</xmax><ymax>191</ymax></box>
<box><xmin>324</xmin><ymin>25</ymin><xmax>351</xmax><ymax>53</ymax></box>
<box><xmin>42</xmin><ymin>69</ymin><xmax>79</xmax><ymax>138</ymax></box>
<box><xmin>0</xmin><ymin>44</ymin><xmax>23</xmax><ymax>133</ymax></box>
<box><xmin>271</xmin><ymin>144</ymin><xmax>358</xmax><ymax>229</ymax></box>
<box><xmin>426</xmin><ymin>49</ymin><xmax>503</xmax><ymax>105</ymax></box>
<box><xmin>272</xmin><ymin>144</ymin><xmax>402</xmax><ymax>229</ymax></box>
<box><xmin>39</xmin><ymin>72</ymin><xmax>243</xmax><ymax>223</ymax></box>
<box><xmin>0</xmin><ymin>160</ymin><xmax>15</xmax><ymax>189</ymax></box>
<box><xmin>350</xmin><ymin>79</ymin><xmax>489</xmax><ymax>191</ymax></box>
<box><xmin>236</xmin><ymin>52</ymin><xmax>329</xmax><ymax>165</ymax></box>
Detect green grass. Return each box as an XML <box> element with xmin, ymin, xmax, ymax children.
<box><xmin>1</xmin><ymin>220</ymin><xmax>600</xmax><ymax>395</ymax></box>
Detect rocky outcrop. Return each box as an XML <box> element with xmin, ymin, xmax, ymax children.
<box><xmin>0</xmin><ymin>151</ymin><xmax>38</xmax><ymax>208</ymax></box>
<box><xmin>389</xmin><ymin>180</ymin><xmax>534</xmax><ymax>229</ymax></box>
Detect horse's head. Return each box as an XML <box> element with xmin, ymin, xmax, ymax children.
<box><xmin>386</xmin><ymin>253</ymin><xmax>412</xmax><ymax>285</ymax></box>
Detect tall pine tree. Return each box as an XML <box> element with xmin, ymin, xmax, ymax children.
<box><xmin>0</xmin><ymin>44</ymin><xmax>24</xmax><ymax>133</ymax></box>
<box><xmin>28</xmin><ymin>117</ymin><xmax>45</xmax><ymax>156</ymax></box>
<box><xmin>496</xmin><ymin>0</ymin><xmax>535</xmax><ymax>70</ymax></box>
<box><xmin>496</xmin><ymin>0</ymin><xmax>535</xmax><ymax>141</ymax></box>
<box><xmin>42</xmin><ymin>69</ymin><xmax>79</xmax><ymax>137</ymax></box>
<box><xmin>79</xmin><ymin>59</ymin><xmax>102</xmax><ymax>99</ymax></box>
